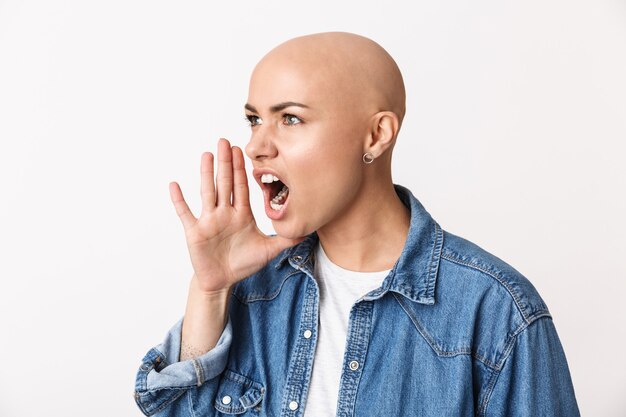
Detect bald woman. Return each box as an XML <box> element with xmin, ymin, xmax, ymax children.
<box><xmin>135</xmin><ymin>32</ymin><xmax>579</xmax><ymax>417</ymax></box>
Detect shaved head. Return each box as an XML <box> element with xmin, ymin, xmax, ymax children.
<box><xmin>251</xmin><ymin>32</ymin><xmax>406</xmax><ymax>129</ymax></box>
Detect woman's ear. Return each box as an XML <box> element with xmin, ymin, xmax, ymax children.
<box><xmin>365</xmin><ymin>111</ymin><xmax>400</xmax><ymax>158</ymax></box>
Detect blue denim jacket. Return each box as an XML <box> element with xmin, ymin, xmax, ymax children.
<box><xmin>134</xmin><ymin>185</ymin><xmax>580</xmax><ymax>416</ymax></box>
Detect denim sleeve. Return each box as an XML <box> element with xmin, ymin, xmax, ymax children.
<box><xmin>485</xmin><ymin>316</ymin><xmax>580</xmax><ymax>416</ymax></box>
<box><xmin>134</xmin><ymin>315</ymin><xmax>233</xmax><ymax>416</ymax></box>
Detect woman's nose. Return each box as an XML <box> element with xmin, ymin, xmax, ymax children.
<box><xmin>245</xmin><ymin>128</ymin><xmax>278</xmax><ymax>161</ymax></box>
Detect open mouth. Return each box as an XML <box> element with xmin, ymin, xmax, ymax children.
<box><xmin>261</xmin><ymin>173</ymin><xmax>290</xmax><ymax>211</ymax></box>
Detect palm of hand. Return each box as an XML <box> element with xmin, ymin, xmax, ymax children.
<box><xmin>169</xmin><ymin>138</ymin><xmax>302</xmax><ymax>294</ymax></box>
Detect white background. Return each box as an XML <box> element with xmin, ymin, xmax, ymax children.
<box><xmin>1</xmin><ymin>1</ymin><xmax>625</xmax><ymax>416</ymax></box>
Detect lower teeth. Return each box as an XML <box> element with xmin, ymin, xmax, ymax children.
<box><xmin>270</xmin><ymin>185</ymin><xmax>289</xmax><ymax>210</ymax></box>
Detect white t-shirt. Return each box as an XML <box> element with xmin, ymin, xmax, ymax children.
<box><xmin>303</xmin><ymin>242</ymin><xmax>391</xmax><ymax>416</ymax></box>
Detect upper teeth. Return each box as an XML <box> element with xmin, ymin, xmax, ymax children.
<box><xmin>261</xmin><ymin>174</ymin><xmax>280</xmax><ymax>183</ymax></box>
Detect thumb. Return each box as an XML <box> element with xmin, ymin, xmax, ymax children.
<box><xmin>265</xmin><ymin>234</ymin><xmax>307</xmax><ymax>259</ymax></box>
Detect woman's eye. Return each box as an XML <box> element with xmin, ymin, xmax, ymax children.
<box><xmin>245</xmin><ymin>115</ymin><xmax>262</xmax><ymax>127</ymax></box>
<box><xmin>283</xmin><ymin>114</ymin><xmax>302</xmax><ymax>126</ymax></box>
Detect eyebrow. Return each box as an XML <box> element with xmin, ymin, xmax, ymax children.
<box><xmin>244</xmin><ymin>101</ymin><xmax>310</xmax><ymax>114</ymax></box>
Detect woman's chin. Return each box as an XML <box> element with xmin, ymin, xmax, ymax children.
<box><xmin>272</xmin><ymin>221</ymin><xmax>314</xmax><ymax>241</ymax></box>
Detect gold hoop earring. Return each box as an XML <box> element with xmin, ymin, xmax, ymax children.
<box><xmin>362</xmin><ymin>152</ymin><xmax>375</xmax><ymax>164</ymax></box>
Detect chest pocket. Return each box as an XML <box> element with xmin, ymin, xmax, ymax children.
<box><xmin>214</xmin><ymin>369</ymin><xmax>265</xmax><ymax>415</ymax></box>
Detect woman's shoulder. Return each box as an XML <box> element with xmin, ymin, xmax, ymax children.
<box><xmin>439</xmin><ymin>229</ymin><xmax>551</xmax><ymax>324</ymax></box>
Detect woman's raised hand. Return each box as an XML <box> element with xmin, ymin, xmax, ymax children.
<box><xmin>169</xmin><ymin>138</ymin><xmax>302</xmax><ymax>295</ymax></box>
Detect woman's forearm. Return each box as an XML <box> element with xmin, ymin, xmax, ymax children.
<box><xmin>180</xmin><ymin>274</ymin><xmax>232</xmax><ymax>361</ymax></box>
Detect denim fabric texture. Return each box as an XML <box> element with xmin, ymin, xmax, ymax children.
<box><xmin>134</xmin><ymin>185</ymin><xmax>580</xmax><ymax>416</ymax></box>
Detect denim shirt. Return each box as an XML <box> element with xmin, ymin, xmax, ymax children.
<box><xmin>134</xmin><ymin>185</ymin><xmax>580</xmax><ymax>417</ymax></box>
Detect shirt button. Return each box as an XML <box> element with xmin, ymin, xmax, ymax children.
<box><xmin>222</xmin><ymin>395</ymin><xmax>232</xmax><ymax>405</ymax></box>
<box><xmin>293</xmin><ymin>255</ymin><xmax>303</xmax><ymax>263</ymax></box>
<box><xmin>349</xmin><ymin>360</ymin><xmax>359</xmax><ymax>371</ymax></box>
<box><xmin>303</xmin><ymin>329</ymin><xmax>312</xmax><ymax>339</ymax></box>
<box><xmin>289</xmin><ymin>400</ymin><xmax>299</xmax><ymax>410</ymax></box>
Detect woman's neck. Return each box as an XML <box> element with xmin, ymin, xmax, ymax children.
<box><xmin>316</xmin><ymin>180</ymin><xmax>410</xmax><ymax>272</ymax></box>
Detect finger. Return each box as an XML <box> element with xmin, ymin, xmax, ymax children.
<box><xmin>216</xmin><ymin>138</ymin><xmax>234</xmax><ymax>207</ymax></box>
<box><xmin>169</xmin><ymin>181</ymin><xmax>197</xmax><ymax>230</ymax></box>
<box><xmin>232</xmin><ymin>146</ymin><xmax>250</xmax><ymax>209</ymax></box>
<box><xmin>200</xmin><ymin>152</ymin><xmax>216</xmax><ymax>212</ymax></box>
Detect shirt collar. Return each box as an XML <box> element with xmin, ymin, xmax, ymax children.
<box><xmin>275</xmin><ymin>184</ymin><xmax>443</xmax><ymax>305</ymax></box>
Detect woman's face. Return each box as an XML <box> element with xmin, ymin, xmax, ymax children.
<box><xmin>244</xmin><ymin>59</ymin><xmax>370</xmax><ymax>239</ymax></box>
